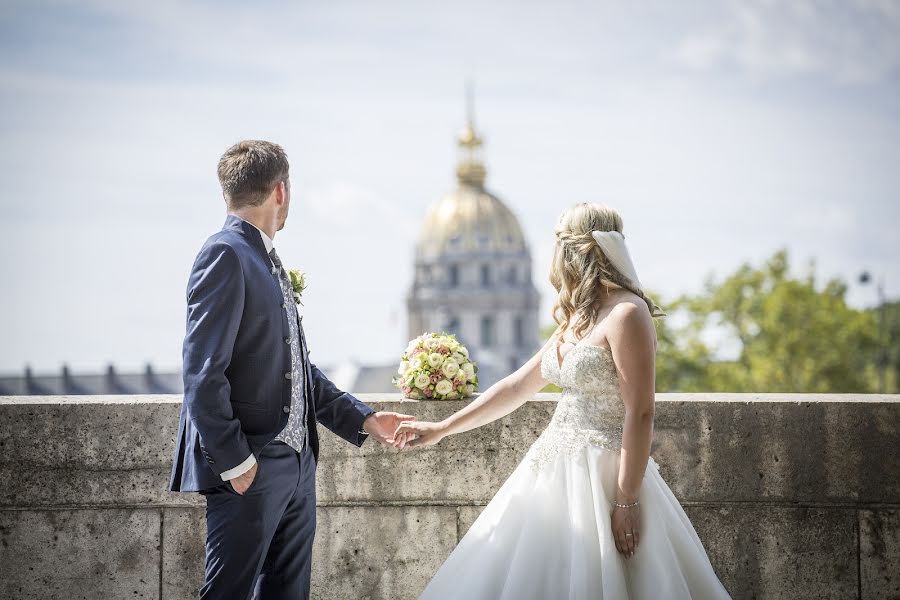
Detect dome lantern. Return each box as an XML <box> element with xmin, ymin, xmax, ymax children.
<box><xmin>455</xmin><ymin>83</ymin><xmax>487</xmax><ymax>189</ymax></box>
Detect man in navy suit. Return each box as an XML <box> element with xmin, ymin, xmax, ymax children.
<box><xmin>168</xmin><ymin>140</ymin><xmax>415</xmax><ymax>599</ymax></box>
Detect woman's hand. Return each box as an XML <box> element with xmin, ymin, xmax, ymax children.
<box><xmin>391</xmin><ymin>420</ymin><xmax>448</xmax><ymax>449</ymax></box>
<box><xmin>611</xmin><ymin>503</ymin><xmax>641</xmax><ymax>558</ymax></box>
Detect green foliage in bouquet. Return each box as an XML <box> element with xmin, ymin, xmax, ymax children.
<box><xmin>393</xmin><ymin>332</ymin><xmax>478</xmax><ymax>400</ymax></box>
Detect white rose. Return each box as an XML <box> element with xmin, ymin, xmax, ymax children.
<box><xmin>435</xmin><ymin>379</ymin><xmax>453</xmax><ymax>396</ymax></box>
<box><xmin>398</xmin><ymin>360</ymin><xmax>410</xmax><ymax>375</ymax></box>
<box><xmin>406</xmin><ymin>339</ymin><xmax>420</xmax><ymax>354</ymax></box>
<box><xmin>459</xmin><ymin>346</ymin><xmax>469</xmax><ymax>358</ymax></box>
<box><xmin>414</xmin><ymin>373</ymin><xmax>431</xmax><ymax>389</ymax></box>
<box><xmin>450</xmin><ymin>352</ymin><xmax>466</xmax><ymax>364</ymax></box>
<box><xmin>442</xmin><ymin>360</ymin><xmax>459</xmax><ymax>377</ymax></box>
<box><xmin>427</xmin><ymin>352</ymin><xmax>444</xmax><ymax>369</ymax></box>
<box><xmin>465</xmin><ymin>384</ymin><xmax>475</xmax><ymax>395</ymax></box>
<box><xmin>425</xmin><ymin>337</ymin><xmax>440</xmax><ymax>350</ymax></box>
<box><xmin>462</xmin><ymin>362</ymin><xmax>476</xmax><ymax>381</ymax></box>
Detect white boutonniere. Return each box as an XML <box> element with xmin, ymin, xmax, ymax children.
<box><xmin>287</xmin><ymin>268</ymin><xmax>307</xmax><ymax>305</ymax></box>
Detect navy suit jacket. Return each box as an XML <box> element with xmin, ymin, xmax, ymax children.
<box><xmin>169</xmin><ymin>214</ymin><xmax>376</xmax><ymax>492</ymax></box>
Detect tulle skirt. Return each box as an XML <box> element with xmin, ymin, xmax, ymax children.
<box><xmin>418</xmin><ymin>441</ymin><xmax>732</xmax><ymax>599</ymax></box>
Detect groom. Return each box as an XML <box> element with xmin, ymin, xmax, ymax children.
<box><xmin>168</xmin><ymin>140</ymin><xmax>414</xmax><ymax>599</ymax></box>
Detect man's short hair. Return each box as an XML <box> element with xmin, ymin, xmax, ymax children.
<box><xmin>217</xmin><ymin>140</ymin><xmax>290</xmax><ymax>209</ymax></box>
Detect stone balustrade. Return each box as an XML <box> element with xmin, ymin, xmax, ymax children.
<box><xmin>0</xmin><ymin>393</ymin><xmax>897</xmax><ymax>599</ymax></box>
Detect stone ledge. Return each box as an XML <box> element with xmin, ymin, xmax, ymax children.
<box><xmin>2</xmin><ymin>394</ymin><xmax>897</xmax><ymax>506</ymax></box>
<box><xmin>0</xmin><ymin>393</ymin><xmax>897</xmax><ymax>600</ymax></box>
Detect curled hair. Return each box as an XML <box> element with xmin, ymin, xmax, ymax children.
<box><xmin>549</xmin><ymin>202</ymin><xmax>665</xmax><ymax>340</ymax></box>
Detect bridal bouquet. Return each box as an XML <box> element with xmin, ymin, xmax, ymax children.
<box><xmin>393</xmin><ymin>332</ymin><xmax>478</xmax><ymax>400</ymax></box>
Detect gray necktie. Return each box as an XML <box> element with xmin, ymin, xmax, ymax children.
<box><xmin>269</xmin><ymin>247</ymin><xmax>308</xmax><ymax>453</ymax></box>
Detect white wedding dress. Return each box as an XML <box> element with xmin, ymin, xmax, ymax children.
<box><xmin>418</xmin><ymin>343</ymin><xmax>732</xmax><ymax>599</ymax></box>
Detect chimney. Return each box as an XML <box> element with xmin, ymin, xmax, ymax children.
<box><xmin>105</xmin><ymin>364</ymin><xmax>116</xmax><ymax>394</ymax></box>
<box><xmin>25</xmin><ymin>364</ymin><xmax>36</xmax><ymax>394</ymax></box>
<box><xmin>62</xmin><ymin>363</ymin><xmax>73</xmax><ymax>394</ymax></box>
<box><xmin>144</xmin><ymin>363</ymin><xmax>155</xmax><ymax>393</ymax></box>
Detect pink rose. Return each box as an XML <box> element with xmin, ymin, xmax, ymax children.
<box><xmin>438</xmin><ymin>346</ymin><xmax>450</xmax><ymax>355</ymax></box>
<box><xmin>423</xmin><ymin>387</ymin><xmax>433</xmax><ymax>397</ymax></box>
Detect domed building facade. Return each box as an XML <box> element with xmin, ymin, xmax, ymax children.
<box><xmin>407</xmin><ymin>108</ymin><xmax>540</xmax><ymax>387</ymax></box>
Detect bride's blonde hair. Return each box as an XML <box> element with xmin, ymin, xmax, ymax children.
<box><xmin>550</xmin><ymin>202</ymin><xmax>664</xmax><ymax>340</ymax></box>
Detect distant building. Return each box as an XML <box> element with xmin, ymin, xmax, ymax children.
<box><xmin>0</xmin><ymin>364</ymin><xmax>182</xmax><ymax>396</ymax></box>
<box><xmin>406</xmin><ymin>99</ymin><xmax>540</xmax><ymax>387</ymax></box>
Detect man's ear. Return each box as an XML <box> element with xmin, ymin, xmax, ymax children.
<box><xmin>273</xmin><ymin>180</ymin><xmax>287</xmax><ymax>206</ymax></box>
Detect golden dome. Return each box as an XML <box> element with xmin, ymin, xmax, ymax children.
<box><xmin>416</xmin><ymin>184</ymin><xmax>528</xmax><ymax>260</ymax></box>
<box><xmin>415</xmin><ymin>90</ymin><xmax>528</xmax><ymax>260</ymax></box>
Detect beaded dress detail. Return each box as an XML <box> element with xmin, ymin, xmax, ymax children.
<box><xmin>524</xmin><ymin>344</ymin><xmax>625</xmax><ymax>470</ymax></box>
<box><xmin>417</xmin><ymin>342</ymin><xmax>732</xmax><ymax>600</ymax></box>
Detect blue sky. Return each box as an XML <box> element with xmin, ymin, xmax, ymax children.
<box><xmin>1</xmin><ymin>0</ymin><xmax>899</xmax><ymax>374</ymax></box>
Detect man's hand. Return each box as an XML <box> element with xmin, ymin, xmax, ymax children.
<box><xmin>229</xmin><ymin>462</ymin><xmax>258</xmax><ymax>495</ymax></box>
<box><xmin>391</xmin><ymin>420</ymin><xmax>448</xmax><ymax>449</ymax></box>
<box><xmin>362</xmin><ymin>411</ymin><xmax>417</xmax><ymax>447</ymax></box>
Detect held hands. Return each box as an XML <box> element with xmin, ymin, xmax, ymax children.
<box><xmin>389</xmin><ymin>420</ymin><xmax>447</xmax><ymax>449</ymax></box>
<box><xmin>362</xmin><ymin>411</ymin><xmax>419</xmax><ymax>447</ymax></box>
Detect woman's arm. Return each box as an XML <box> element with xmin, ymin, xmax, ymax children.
<box><xmin>605</xmin><ymin>301</ymin><xmax>657</xmax><ymax>557</ymax></box>
<box><xmin>392</xmin><ymin>331</ymin><xmax>561</xmax><ymax>447</ymax></box>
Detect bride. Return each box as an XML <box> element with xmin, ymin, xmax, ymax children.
<box><xmin>392</xmin><ymin>202</ymin><xmax>732</xmax><ymax>599</ymax></box>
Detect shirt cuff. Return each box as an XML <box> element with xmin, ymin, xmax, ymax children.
<box><xmin>358</xmin><ymin>409</ymin><xmax>377</xmax><ymax>435</ymax></box>
<box><xmin>220</xmin><ymin>452</ymin><xmax>257</xmax><ymax>481</ymax></box>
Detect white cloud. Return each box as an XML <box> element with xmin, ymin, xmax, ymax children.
<box><xmin>673</xmin><ymin>0</ymin><xmax>900</xmax><ymax>83</ymax></box>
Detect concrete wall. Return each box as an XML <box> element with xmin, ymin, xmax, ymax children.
<box><xmin>0</xmin><ymin>393</ymin><xmax>897</xmax><ymax>599</ymax></box>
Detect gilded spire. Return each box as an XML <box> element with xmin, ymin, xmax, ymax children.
<box><xmin>456</xmin><ymin>81</ymin><xmax>486</xmax><ymax>188</ymax></box>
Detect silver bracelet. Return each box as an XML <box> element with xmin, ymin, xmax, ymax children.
<box><xmin>614</xmin><ymin>499</ymin><xmax>640</xmax><ymax>509</ymax></box>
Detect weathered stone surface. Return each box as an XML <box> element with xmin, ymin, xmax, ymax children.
<box><xmin>0</xmin><ymin>394</ymin><xmax>897</xmax><ymax>600</ymax></box>
<box><xmin>311</xmin><ymin>506</ymin><xmax>458</xmax><ymax>600</ymax></box>
<box><xmin>2</xmin><ymin>395</ymin><xmax>897</xmax><ymax>507</ymax></box>
<box><xmin>684</xmin><ymin>504</ymin><xmax>858</xmax><ymax>600</ymax></box>
<box><xmin>0</xmin><ymin>396</ymin><xmax>200</xmax><ymax>508</ymax></box>
<box><xmin>0</xmin><ymin>507</ymin><xmax>160</xmax><ymax>599</ymax></box>
<box><xmin>860</xmin><ymin>509</ymin><xmax>900</xmax><ymax>600</ymax></box>
<box><xmin>654</xmin><ymin>395</ymin><xmax>900</xmax><ymax>505</ymax></box>
<box><xmin>162</xmin><ymin>507</ymin><xmax>206</xmax><ymax>600</ymax></box>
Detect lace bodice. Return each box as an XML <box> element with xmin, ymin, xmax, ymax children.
<box><xmin>525</xmin><ymin>343</ymin><xmax>626</xmax><ymax>470</ymax></box>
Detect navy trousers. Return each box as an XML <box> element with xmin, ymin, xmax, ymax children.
<box><xmin>199</xmin><ymin>440</ymin><xmax>317</xmax><ymax>600</ymax></box>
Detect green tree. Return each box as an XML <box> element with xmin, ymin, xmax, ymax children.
<box><xmin>670</xmin><ymin>249</ymin><xmax>880</xmax><ymax>392</ymax></box>
<box><xmin>862</xmin><ymin>299</ymin><xmax>900</xmax><ymax>393</ymax></box>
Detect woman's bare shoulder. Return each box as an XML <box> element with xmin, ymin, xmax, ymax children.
<box><xmin>586</xmin><ymin>293</ymin><xmax>656</xmax><ymax>350</ymax></box>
